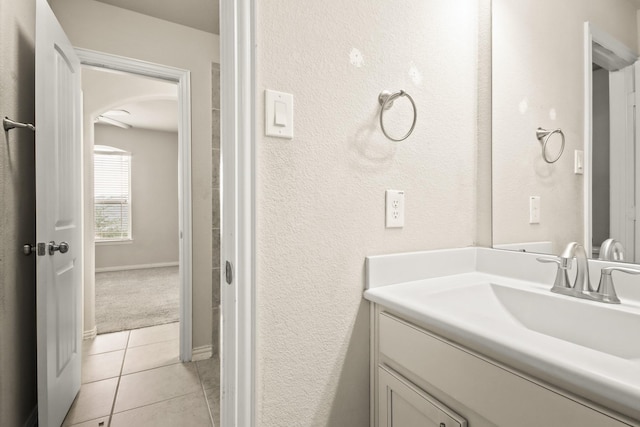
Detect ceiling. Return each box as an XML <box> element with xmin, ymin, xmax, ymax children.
<box><xmin>83</xmin><ymin>67</ymin><xmax>179</xmax><ymax>133</ymax></box>
<box><xmin>100</xmin><ymin>99</ymin><xmax>179</xmax><ymax>133</ymax></box>
<box><xmin>95</xmin><ymin>0</ymin><xmax>219</xmax><ymax>34</ymax></box>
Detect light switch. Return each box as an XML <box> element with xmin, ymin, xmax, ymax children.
<box><xmin>529</xmin><ymin>196</ymin><xmax>540</xmax><ymax>224</ymax></box>
<box><xmin>274</xmin><ymin>101</ymin><xmax>287</xmax><ymax>127</ymax></box>
<box><xmin>574</xmin><ymin>150</ymin><xmax>584</xmax><ymax>175</ymax></box>
<box><xmin>265</xmin><ymin>90</ymin><xmax>293</xmax><ymax>139</ymax></box>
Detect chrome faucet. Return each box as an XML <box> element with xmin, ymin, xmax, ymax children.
<box><xmin>559</xmin><ymin>242</ymin><xmax>593</xmax><ymax>295</ymax></box>
<box><xmin>536</xmin><ymin>242</ymin><xmax>640</xmax><ymax>304</ymax></box>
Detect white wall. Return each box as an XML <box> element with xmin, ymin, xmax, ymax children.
<box><xmin>255</xmin><ymin>0</ymin><xmax>481</xmax><ymax>424</ymax></box>
<box><xmin>50</xmin><ymin>0</ymin><xmax>219</xmax><ymax>350</ymax></box>
<box><xmin>492</xmin><ymin>0</ymin><xmax>638</xmax><ymax>253</ymax></box>
<box><xmin>94</xmin><ymin>125</ymin><xmax>179</xmax><ymax>269</ymax></box>
<box><xmin>0</xmin><ymin>0</ymin><xmax>37</xmax><ymax>425</ymax></box>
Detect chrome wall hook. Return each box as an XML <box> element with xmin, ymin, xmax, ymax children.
<box><xmin>3</xmin><ymin>117</ymin><xmax>35</xmax><ymax>132</ymax></box>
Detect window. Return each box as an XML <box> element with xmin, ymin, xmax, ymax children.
<box><xmin>94</xmin><ymin>145</ymin><xmax>131</xmax><ymax>241</ymax></box>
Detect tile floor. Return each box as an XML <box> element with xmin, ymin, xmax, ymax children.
<box><xmin>63</xmin><ymin>322</ymin><xmax>220</xmax><ymax>427</ymax></box>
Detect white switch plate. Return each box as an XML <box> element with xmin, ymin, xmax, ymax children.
<box><xmin>574</xmin><ymin>150</ymin><xmax>584</xmax><ymax>175</ymax></box>
<box><xmin>386</xmin><ymin>190</ymin><xmax>405</xmax><ymax>228</ymax></box>
<box><xmin>529</xmin><ymin>196</ymin><xmax>540</xmax><ymax>224</ymax></box>
<box><xmin>265</xmin><ymin>89</ymin><xmax>293</xmax><ymax>139</ymax></box>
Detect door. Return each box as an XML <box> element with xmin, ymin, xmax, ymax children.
<box><xmin>35</xmin><ymin>0</ymin><xmax>83</xmax><ymax>425</ymax></box>
<box><xmin>609</xmin><ymin>63</ymin><xmax>636</xmax><ymax>261</ymax></box>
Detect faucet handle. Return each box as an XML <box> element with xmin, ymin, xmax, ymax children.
<box><xmin>595</xmin><ymin>266</ymin><xmax>640</xmax><ymax>304</ymax></box>
<box><xmin>537</xmin><ymin>256</ymin><xmax>572</xmax><ymax>291</ymax></box>
<box><xmin>537</xmin><ymin>255</ymin><xmax>571</xmax><ymax>268</ymax></box>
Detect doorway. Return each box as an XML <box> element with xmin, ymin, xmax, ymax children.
<box><xmin>83</xmin><ymin>66</ymin><xmax>181</xmax><ymax>335</ymax></box>
<box><xmin>585</xmin><ymin>23</ymin><xmax>639</xmax><ymax>262</ymax></box>
<box><xmin>77</xmin><ymin>48</ymin><xmax>194</xmax><ymax>361</ymax></box>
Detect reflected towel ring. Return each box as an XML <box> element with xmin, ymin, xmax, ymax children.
<box><xmin>536</xmin><ymin>127</ymin><xmax>565</xmax><ymax>163</ymax></box>
<box><xmin>378</xmin><ymin>90</ymin><xmax>417</xmax><ymax>142</ymax></box>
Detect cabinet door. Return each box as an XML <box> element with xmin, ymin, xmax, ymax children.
<box><xmin>378</xmin><ymin>365</ymin><xmax>467</xmax><ymax>427</ymax></box>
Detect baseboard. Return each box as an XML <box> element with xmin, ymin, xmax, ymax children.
<box><xmin>83</xmin><ymin>326</ymin><xmax>97</xmax><ymax>340</ymax></box>
<box><xmin>95</xmin><ymin>262</ymin><xmax>179</xmax><ymax>273</ymax></box>
<box><xmin>23</xmin><ymin>405</ymin><xmax>37</xmax><ymax>427</ymax></box>
<box><xmin>192</xmin><ymin>345</ymin><xmax>213</xmax><ymax>361</ymax></box>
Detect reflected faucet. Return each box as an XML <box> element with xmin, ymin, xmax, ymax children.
<box><xmin>599</xmin><ymin>238</ymin><xmax>625</xmax><ymax>262</ymax></box>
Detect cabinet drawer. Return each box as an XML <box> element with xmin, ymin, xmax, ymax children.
<box><xmin>378</xmin><ymin>312</ymin><xmax>631</xmax><ymax>426</ymax></box>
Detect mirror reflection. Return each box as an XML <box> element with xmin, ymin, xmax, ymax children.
<box><xmin>492</xmin><ymin>0</ymin><xmax>640</xmax><ymax>263</ymax></box>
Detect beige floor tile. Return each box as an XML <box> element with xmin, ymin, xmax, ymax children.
<box><xmin>196</xmin><ymin>356</ymin><xmax>220</xmax><ymax>390</ymax></box>
<box><xmin>83</xmin><ymin>331</ymin><xmax>129</xmax><ymax>356</ymax></box>
<box><xmin>128</xmin><ymin>322</ymin><xmax>179</xmax><ymax>348</ymax></box>
<box><xmin>111</xmin><ymin>390</ymin><xmax>212</xmax><ymax>427</ymax></box>
<box><xmin>122</xmin><ymin>339</ymin><xmax>179</xmax><ymax>375</ymax></box>
<box><xmin>204</xmin><ymin>388</ymin><xmax>220</xmax><ymax>427</ymax></box>
<box><xmin>82</xmin><ymin>350</ymin><xmax>124</xmax><ymax>384</ymax></box>
<box><xmin>114</xmin><ymin>363</ymin><xmax>201</xmax><ymax>413</ymax></box>
<box><xmin>62</xmin><ymin>378</ymin><xmax>118</xmax><ymax>425</ymax></box>
<box><xmin>65</xmin><ymin>415</ymin><xmax>110</xmax><ymax>427</ymax></box>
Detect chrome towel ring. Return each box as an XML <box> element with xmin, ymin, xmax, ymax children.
<box><xmin>378</xmin><ymin>90</ymin><xmax>417</xmax><ymax>142</ymax></box>
<box><xmin>536</xmin><ymin>127</ymin><xmax>565</xmax><ymax>164</ymax></box>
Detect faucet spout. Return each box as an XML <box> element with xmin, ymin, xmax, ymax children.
<box><xmin>560</xmin><ymin>242</ymin><xmax>593</xmax><ymax>293</ymax></box>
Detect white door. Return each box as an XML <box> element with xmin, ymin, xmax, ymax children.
<box><xmin>35</xmin><ymin>0</ymin><xmax>83</xmax><ymax>425</ymax></box>
<box><xmin>609</xmin><ymin>63</ymin><xmax>636</xmax><ymax>261</ymax></box>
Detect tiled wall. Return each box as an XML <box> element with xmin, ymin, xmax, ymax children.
<box><xmin>211</xmin><ymin>62</ymin><xmax>221</xmax><ymax>357</ymax></box>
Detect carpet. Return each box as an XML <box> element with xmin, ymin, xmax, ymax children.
<box><xmin>95</xmin><ymin>266</ymin><xmax>179</xmax><ymax>334</ymax></box>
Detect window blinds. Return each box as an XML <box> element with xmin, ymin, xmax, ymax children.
<box><xmin>94</xmin><ymin>150</ymin><xmax>131</xmax><ymax>241</ymax></box>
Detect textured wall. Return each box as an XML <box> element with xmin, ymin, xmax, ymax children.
<box><xmin>492</xmin><ymin>0</ymin><xmax>638</xmax><ymax>253</ymax></box>
<box><xmin>50</xmin><ymin>0</ymin><xmax>219</xmax><ymax>350</ymax></box>
<box><xmin>255</xmin><ymin>1</ymin><xmax>480</xmax><ymax>425</ymax></box>
<box><xmin>0</xmin><ymin>0</ymin><xmax>38</xmax><ymax>425</ymax></box>
<box><xmin>94</xmin><ymin>125</ymin><xmax>179</xmax><ymax>269</ymax></box>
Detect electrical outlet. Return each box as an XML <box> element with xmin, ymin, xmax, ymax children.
<box><xmin>386</xmin><ymin>190</ymin><xmax>405</xmax><ymax>228</ymax></box>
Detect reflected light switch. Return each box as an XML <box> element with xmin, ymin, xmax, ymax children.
<box><xmin>265</xmin><ymin>89</ymin><xmax>293</xmax><ymax>139</ymax></box>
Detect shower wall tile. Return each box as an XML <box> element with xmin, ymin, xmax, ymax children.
<box><xmin>212</xmin><ymin>268</ymin><xmax>221</xmax><ymax>307</ymax></box>
<box><xmin>211</xmin><ymin>62</ymin><xmax>221</xmax><ymax>358</ymax></box>
<box><xmin>211</xmin><ymin>63</ymin><xmax>220</xmax><ymax>110</ymax></box>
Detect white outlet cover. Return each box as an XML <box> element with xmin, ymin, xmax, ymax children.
<box><xmin>386</xmin><ymin>190</ymin><xmax>405</xmax><ymax>228</ymax></box>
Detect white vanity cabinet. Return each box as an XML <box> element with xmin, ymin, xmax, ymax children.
<box><xmin>371</xmin><ymin>307</ymin><xmax>636</xmax><ymax>427</ymax></box>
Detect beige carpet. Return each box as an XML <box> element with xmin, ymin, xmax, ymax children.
<box><xmin>95</xmin><ymin>266</ymin><xmax>179</xmax><ymax>334</ymax></box>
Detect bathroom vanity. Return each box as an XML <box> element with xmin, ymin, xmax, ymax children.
<box><xmin>365</xmin><ymin>248</ymin><xmax>640</xmax><ymax>427</ymax></box>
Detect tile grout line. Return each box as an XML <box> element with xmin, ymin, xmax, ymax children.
<box><xmin>107</xmin><ymin>331</ymin><xmax>131</xmax><ymax>427</ymax></box>
<box><xmin>195</xmin><ymin>361</ymin><xmax>216</xmax><ymax>427</ymax></box>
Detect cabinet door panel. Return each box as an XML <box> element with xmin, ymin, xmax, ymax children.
<box><xmin>379</xmin><ymin>365</ymin><xmax>467</xmax><ymax>427</ymax></box>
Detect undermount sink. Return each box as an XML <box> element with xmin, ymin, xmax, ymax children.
<box><xmin>426</xmin><ymin>282</ymin><xmax>640</xmax><ymax>360</ymax></box>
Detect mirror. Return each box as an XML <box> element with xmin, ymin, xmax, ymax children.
<box><xmin>492</xmin><ymin>0</ymin><xmax>640</xmax><ymax>263</ymax></box>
